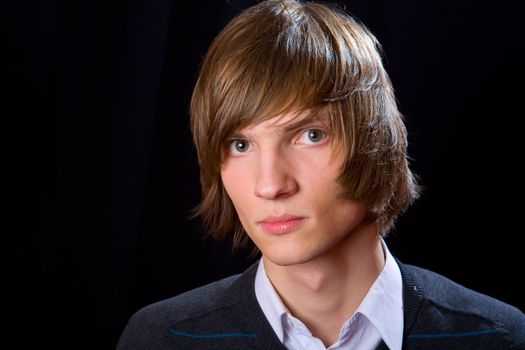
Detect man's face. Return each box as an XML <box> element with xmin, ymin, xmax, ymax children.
<box><xmin>220</xmin><ymin>109</ymin><xmax>368</xmax><ymax>266</ymax></box>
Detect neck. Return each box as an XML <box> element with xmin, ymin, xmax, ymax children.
<box><xmin>263</xmin><ymin>222</ymin><xmax>385</xmax><ymax>347</ymax></box>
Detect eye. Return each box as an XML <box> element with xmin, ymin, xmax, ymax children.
<box><xmin>229</xmin><ymin>139</ymin><xmax>250</xmax><ymax>154</ymax></box>
<box><xmin>297</xmin><ymin>129</ymin><xmax>327</xmax><ymax>145</ymax></box>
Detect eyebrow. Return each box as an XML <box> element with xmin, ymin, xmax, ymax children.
<box><xmin>281</xmin><ymin>112</ymin><xmax>328</xmax><ymax>133</ymax></box>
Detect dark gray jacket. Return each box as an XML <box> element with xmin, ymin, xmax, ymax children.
<box><xmin>117</xmin><ymin>260</ymin><xmax>525</xmax><ymax>349</ymax></box>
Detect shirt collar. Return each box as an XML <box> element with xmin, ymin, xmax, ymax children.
<box><xmin>254</xmin><ymin>240</ymin><xmax>404</xmax><ymax>350</ymax></box>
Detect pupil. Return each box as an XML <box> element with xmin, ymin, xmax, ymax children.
<box><xmin>308</xmin><ymin>130</ymin><xmax>321</xmax><ymax>142</ymax></box>
<box><xmin>235</xmin><ymin>140</ymin><xmax>247</xmax><ymax>152</ymax></box>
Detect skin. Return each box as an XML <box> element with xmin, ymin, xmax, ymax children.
<box><xmin>220</xmin><ymin>109</ymin><xmax>385</xmax><ymax>347</ymax></box>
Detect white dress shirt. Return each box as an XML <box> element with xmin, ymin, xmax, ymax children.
<box><xmin>254</xmin><ymin>241</ymin><xmax>404</xmax><ymax>350</ymax></box>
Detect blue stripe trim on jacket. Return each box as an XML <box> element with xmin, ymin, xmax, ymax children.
<box><xmin>170</xmin><ymin>329</ymin><xmax>257</xmax><ymax>339</ymax></box>
<box><xmin>408</xmin><ymin>329</ymin><xmax>498</xmax><ymax>339</ymax></box>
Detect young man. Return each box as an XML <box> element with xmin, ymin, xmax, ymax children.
<box><xmin>117</xmin><ymin>1</ymin><xmax>525</xmax><ymax>349</ymax></box>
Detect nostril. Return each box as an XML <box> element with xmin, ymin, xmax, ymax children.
<box><xmin>254</xmin><ymin>176</ymin><xmax>298</xmax><ymax>200</ymax></box>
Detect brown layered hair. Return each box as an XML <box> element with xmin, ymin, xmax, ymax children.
<box><xmin>190</xmin><ymin>0</ymin><xmax>421</xmax><ymax>248</ymax></box>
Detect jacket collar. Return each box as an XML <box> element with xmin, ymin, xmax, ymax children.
<box><xmin>396</xmin><ymin>259</ymin><xmax>424</xmax><ymax>342</ymax></box>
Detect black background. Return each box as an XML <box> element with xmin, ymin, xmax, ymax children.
<box><xmin>3</xmin><ymin>0</ymin><xmax>524</xmax><ymax>348</ymax></box>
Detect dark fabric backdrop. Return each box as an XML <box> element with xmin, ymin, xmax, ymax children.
<box><xmin>3</xmin><ymin>0</ymin><xmax>524</xmax><ymax>348</ymax></box>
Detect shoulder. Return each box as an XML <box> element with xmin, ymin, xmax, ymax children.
<box><xmin>405</xmin><ymin>263</ymin><xmax>523</xmax><ymax>320</ymax></box>
<box><xmin>138</xmin><ymin>273</ymin><xmax>241</xmax><ymax>323</ymax></box>
<box><xmin>401</xmin><ymin>263</ymin><xmax>525</xmax><ymax>348</ymax></box>
<box><xmin>116</xmin><ymin>273</ymin><xmax>244</xmax><ymax>349</ymax></box>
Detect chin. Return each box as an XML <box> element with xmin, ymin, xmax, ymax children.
<box><xmin>261</xmin><ymin>243</ymin><xmax>322</xmax><ymax>267</ymax></box>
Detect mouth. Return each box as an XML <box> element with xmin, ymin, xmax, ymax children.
<box><xmin>257</xmin><ymin>215</ymin><xmax>307</xmax><ymax>235</ymax></box>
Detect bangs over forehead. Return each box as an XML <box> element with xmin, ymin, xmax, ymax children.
<box><xmin>214</xmin><ymin>5</ymin><xmax>338</xmax><ymax>129</ymax></box>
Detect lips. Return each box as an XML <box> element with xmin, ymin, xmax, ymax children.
<box><xmin>257</xmin><ymin>214</ymin><xmax>306</xmax><ymax>235</ymax></box>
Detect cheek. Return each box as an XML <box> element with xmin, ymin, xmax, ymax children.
<box><xmin>296</xmin><ymin>160</ymin><xmax>343</xmax><ymax>204</ymax></box>
<box><xmin>221</xmin><ymin>171</ymin><xmax>257</xmax><ymax>240</ymax></box>
<box><xmin>221</xmin><ymin>166</ymin><xmax>253</xmax><ymax>214</ymax></box>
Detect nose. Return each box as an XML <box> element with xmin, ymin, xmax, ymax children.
<box><xmin>254</xmin><ymin>149</ymin><xmax>298</xmax><ymax>200</ymax></box>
